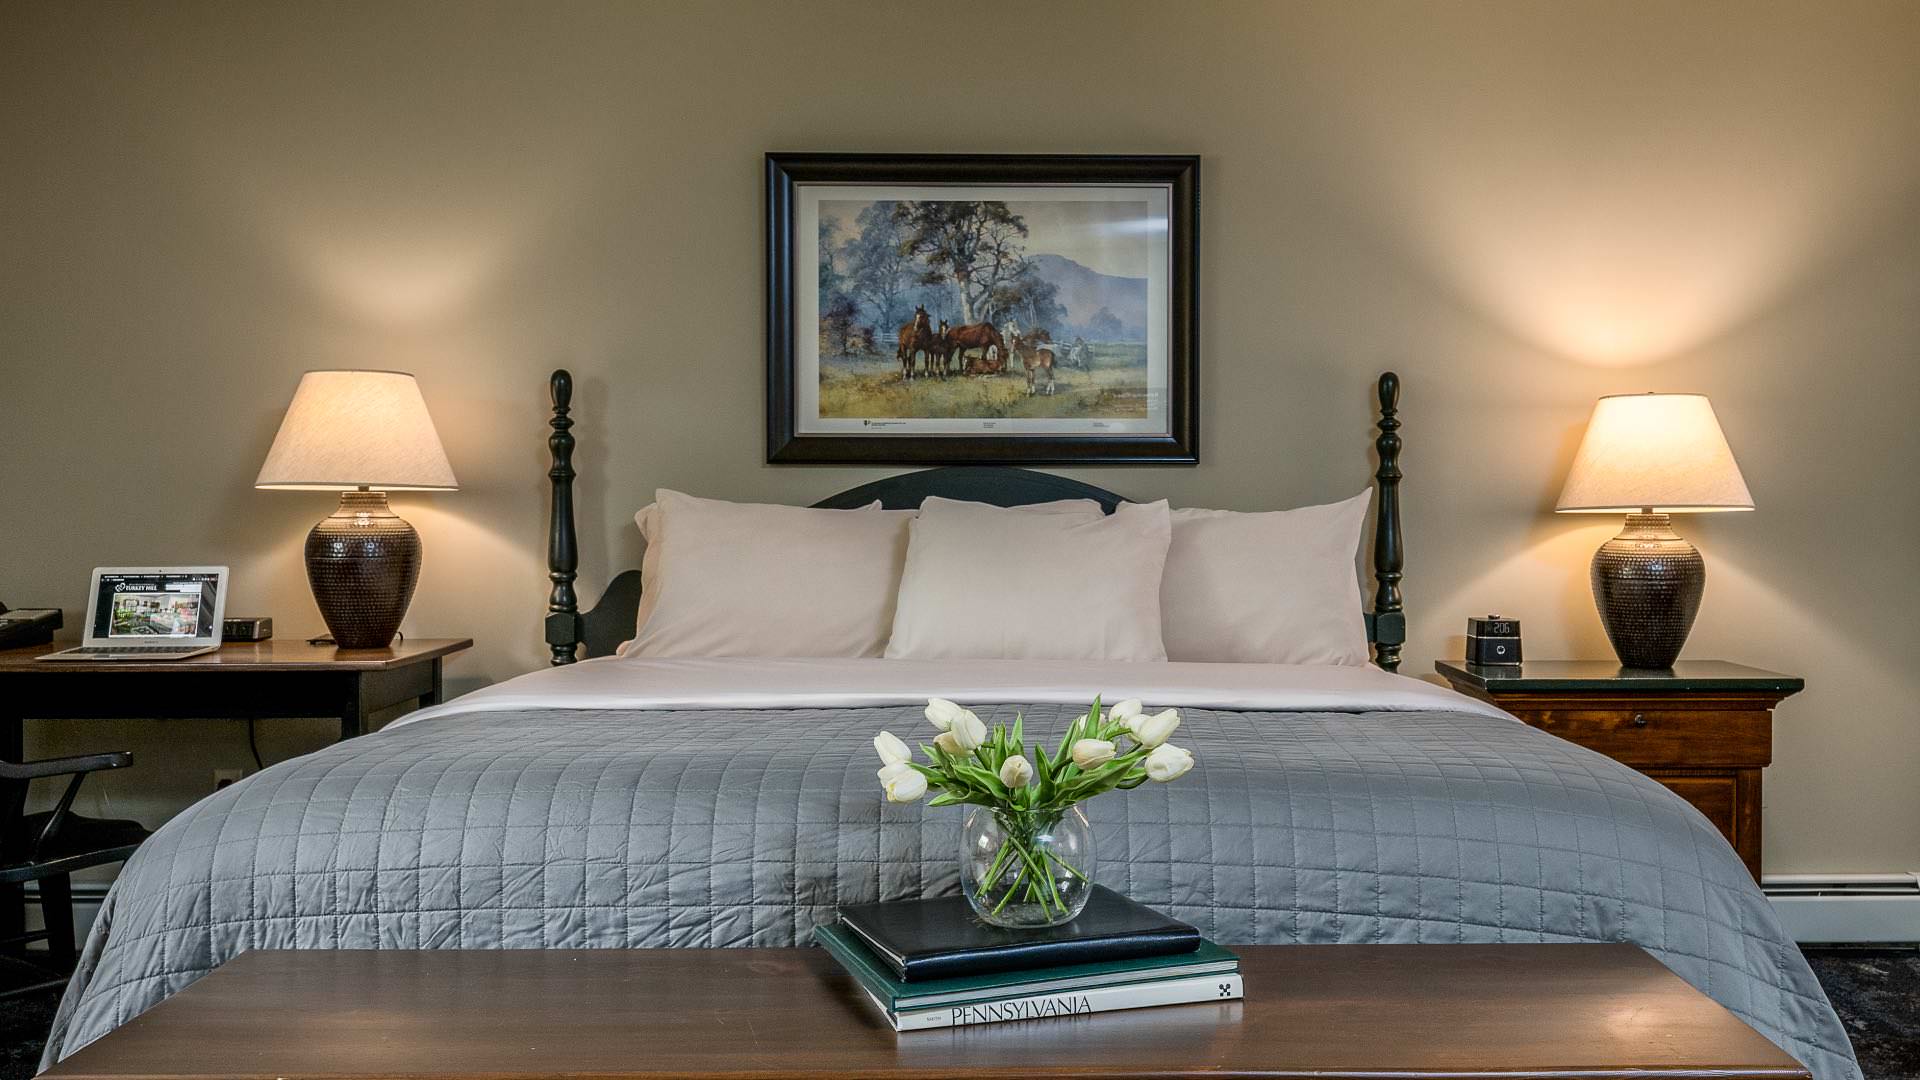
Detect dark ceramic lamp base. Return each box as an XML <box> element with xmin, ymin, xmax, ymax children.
<box><xmin>1590</xmin><ymin>512</ymin><xmax>1704</xmax><ymax>670</ymax></box>
<box><xmin>305</xmin><ymin>489</ymin><xmax>421</xmax><ymax>649</ymax></box>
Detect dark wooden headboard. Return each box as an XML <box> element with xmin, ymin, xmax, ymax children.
<box><xmin>543</xmin><ymin>371</ymin><xmax>1407</xmax><ymax>669</ymax></box>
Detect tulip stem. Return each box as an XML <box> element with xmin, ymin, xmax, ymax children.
<box><xmin>990</xmin><ymin>860</ymin><xmax>1028</xmax><ymax>918</ymax></box>
<box><xmin>1009</xmin><ymin>837</ymin><xmax>1067</xmax><ymax>916</ymax></box>
<box><xmin>1047</xmin><ymin>850</ymin><xmax>1090</xmax><ymax>883</ymax></box>
<box><xmin>980</xmin><ymin>837</ymin><xmax>1015</xmax><ymax>892</ymax></box>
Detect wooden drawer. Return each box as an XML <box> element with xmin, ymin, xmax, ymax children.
<box><xmin>1647</xmin><ymin>772</ymin><xmax>1738</xmax><ymax>834</ymax></box>
<box><xmin>1645</xmin><ymin>769</ymin><xmax>1762</xmax><ymax>878</ymax></box>
<box><xmin>1508</xmin><ymin>708</ymin><xmax>1772</xmax><ymax>768</ymax></box>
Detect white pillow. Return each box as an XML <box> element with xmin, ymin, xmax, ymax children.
<box><xmin>913</xmin><ymin>496</ymin><xmax>1105</xmax><ymax>518</ymax></box>
<box><xmin>628</xmin><ymin>491</ymin><xmax>908</xmax><ymax>658</ymax></box>
<box><xmin>885</xmin><ymin>499</ymin><xmax>1172</xmax><ymax>661</ymax></box>
<box><xmin>1160</xmin><ymin>490</ymin><xmax>1373</xmax><ymax>665</ymax></box>
<box><xmin>632</xmin><ymin>496</ymin><xmax>1101</xmax><ymax>645</ymax></box>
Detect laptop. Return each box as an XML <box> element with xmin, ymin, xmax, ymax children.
<box><xmin>37</xmin><ymin>566</ymin><xmax>229</xmax><ymax>661</ymax></box>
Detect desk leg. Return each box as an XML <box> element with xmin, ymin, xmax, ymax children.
<box><xmin>339</xmin><ymin>691</ymin><xmax>364</xmax><ymax>742</ymax></box>
<box><xmin>423</xmin><ymin>659</ymin><xmax>445</xmax><ymax>707</ymax></box>
<box><xmin>1</xmin><ymin>708</ymin><xmax>22</xmax><ymax>957</ymax></box>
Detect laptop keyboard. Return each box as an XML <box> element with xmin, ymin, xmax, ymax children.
<box><xmin>65</xmin><ymin>645</ymin><xmax>205</xmax><ymax>655</ymax></box>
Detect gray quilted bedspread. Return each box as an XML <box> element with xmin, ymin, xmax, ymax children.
<box><xmin>46</xmin><ymin>704</ymin><xmax>1857</xmax><ymax>1078</ymax></box>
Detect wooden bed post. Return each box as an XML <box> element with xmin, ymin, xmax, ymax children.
<box><xmin>1371</xmin><ymin>372</ymin><xmax>1406</xmax><ymax>671</ymax></box>
<box><xmin>545</xmin><ymin>370</ymin><xmax>583</xmax><ymax>666</ymax></box>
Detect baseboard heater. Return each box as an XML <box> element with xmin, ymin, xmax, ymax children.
<box><xmin>1763</xmin><ymin>873</ymin><xmax>1920</xmax><ymax>944</ymax></box>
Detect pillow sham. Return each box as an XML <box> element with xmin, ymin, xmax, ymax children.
<box><xmin>628</xmin><ymin>491</ymin><xmax>907</xmax><ymax>658</ymax></box>
<box><xmin>910</xmin><ymin>496</ymin><xmax>1105</xmax><ymax>518</ymax></box>
<box><xmin>1159</xmin><ymin>489</ymin><xmax>1373</xmax><ymax>665</ymax></box>
<box><xmin>629</xmin><ymin>496</ymin><xmax>1110</xmax><ymax>655</ymax></box>
<box><xmin>632</xmin><ymin>498</ymin><xmax>885</xmax><ymax>643</ymax></box>
<box><xmin>884</xmin><ymin>499</ymin><xmax>1173</xmax><ymax>662</ymax></box>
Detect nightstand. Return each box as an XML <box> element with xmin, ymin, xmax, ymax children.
<box><xmin>1434</xmin><ymin>660</ymin><xmax>1803</xmax><ymax>880</ymax></box>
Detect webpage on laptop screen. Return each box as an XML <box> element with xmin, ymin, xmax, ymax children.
<box><xmin>92</xmin><ymin>572</ymin><xmax>220</xmax><ymax>639</ymax></box>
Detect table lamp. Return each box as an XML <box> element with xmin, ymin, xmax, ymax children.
<box><xmin>1555</xmin><ymin>393</ymin><xmax>1752</xmax><ymax>669</ymax></box>
<box><xmin>255</xmin><ymin>370</ymin><xmax>457</xmax><ymax>648</ymax></box>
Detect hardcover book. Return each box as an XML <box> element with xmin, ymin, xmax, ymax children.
<box><xmin>860</xmin><ymin>972</ymin><xmax>1245</xmax><ymax>1031</ymax></box>
<box><xmin>837</xmin><ymin>885</ymin><xmax>1201</xmax><ymax>981</ymax></box>
<box><xmin>815</xmin><ymin>923</ymin><xmax>1238</xmax><ymax>1009</ymax></box>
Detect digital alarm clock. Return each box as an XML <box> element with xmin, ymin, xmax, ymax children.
<box><xmin>1466</xmin><ymin>615</ymin><xmax>1522</xmax><ymax>666</ymax></box>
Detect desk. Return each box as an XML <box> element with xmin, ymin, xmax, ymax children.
<box><xmin>0</xmin><ymin>637</ymin><xmax>471</xmax><ymax>948</ymax></box>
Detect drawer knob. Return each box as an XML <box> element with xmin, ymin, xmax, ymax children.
<box><xmin>1632</xmin><ymin>713</ymin><xmax>1649</xmax><ymax>728</ymax></box>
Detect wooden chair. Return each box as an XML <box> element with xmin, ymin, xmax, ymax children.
<box><xmin>1</xmin><ymin>751</ymin><xmax>150</xmax><ymax>997</ymax></box>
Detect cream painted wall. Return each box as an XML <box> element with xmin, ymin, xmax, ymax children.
<box><xmin>3</xmin><ymin>1</ymin><xmax>1916</xmax><ymax>875</ymax></box>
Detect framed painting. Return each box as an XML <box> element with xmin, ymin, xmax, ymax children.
<box><xmin>766</xmin><ymin>153</ymin><xmax>1199</xmax><ymax>464</ymax></box>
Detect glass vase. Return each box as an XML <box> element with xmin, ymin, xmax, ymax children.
<box><xmin>960</xmin><ymin>804</ymin><xmax>1096</xmax><ymax>928</ymax></box>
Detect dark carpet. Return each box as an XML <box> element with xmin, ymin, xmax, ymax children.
<box><xmin>1803</xmin><ymin>946</ymin><xmax>1920</xmax><ymax>1080</ymax></box>
<box><xmin>1</xmin><ymin>962</ymin><xmax>60</xmax><ymax>1080</ymax></box>
<box><xmin>2</xmin><ymin>948</ymin><xmax>1915</xmax><ymax>1078</ymax></box>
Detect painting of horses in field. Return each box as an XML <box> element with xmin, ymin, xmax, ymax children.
<box><xmin>813</xmin><ymin>195</ymin><xmax>1156</xmax><ymax>424</ymax></box>
<box><xmin>768</xmin><ymin>154</ymin><xmax>1198</xmax><ymax>464</ymax></box>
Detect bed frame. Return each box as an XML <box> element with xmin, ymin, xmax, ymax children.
<box><xmin>542</xmin><ymin>370</ymin><xmax>1407</xmax><ymax>670</ymax></box>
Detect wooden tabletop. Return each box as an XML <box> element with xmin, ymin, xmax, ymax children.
<box><xmin>42</xmin><ymin>945</ymin><xmax>1808</xmax><ymax>1080</ymax></box>
<box><xmin>1435</xmin><ymin>660</ymin><xmax>1803</xmax><ymax>694</ymax></box>
<box><xmin>0</xmin><ymin>637</ymin><xmax>471</xmax><ymax>673</ymax></box>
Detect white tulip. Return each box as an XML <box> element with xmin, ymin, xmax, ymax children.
<box><xmin>999</xmin><ymin>754</ymin><xmax>1034</xmax><ymax>789</ymax></box>
<box><xmin>933</xmin><ymin>731</ymin><xmax>963</xmax><ymax>756</ymax></box>
<box><xmin>883</xmin><ymin>768</ymin><xmax>928</xmax><ymax>803</ymax></box>
<box><xmin>1071</xmin><ymin>738</ymin><xmax>1116</xmax><ymax>769</ymax></box>
<box><xmin>948</xmin><ymin>709</ymin><xmax>988</xmax><ymax>753</ymax></box>
<box><xmin>873</xmin><ymin>731</ymin><xmax>912</xmax><ymax>766</ymax></box>
<box><xmin>1131</xmin><ymin>708</ymin><xmax>1181</xmax><ymax>748</ymax></box>
<box><xmin>1108</xmin><ymin>699</ymin><xmax>1144</xmax><ymax>724</ymax></box>
<box><xmin>925</xmin><ymin>698</ymin><xmax>964</xmax><ymax>731</ymax></box>
<box><xmin>878</xmin><ymin>761</ymin><xmax>913</xmax><ymax>783</ymax></box>
<box><xmin>1144</xmin><ymin>744</ymin><xmax>1194</xmax><ymax>783</ymax></box>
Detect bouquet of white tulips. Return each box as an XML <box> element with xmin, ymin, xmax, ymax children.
<box><xmin>874</xmin><ymin>696</ymin><xmax>1195</xmax><ymax>924</ymax></box>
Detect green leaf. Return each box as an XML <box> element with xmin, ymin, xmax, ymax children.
<box><xmin>1011</xmin><ymin>712</ymin><xmax>1024</xmax><ymax>751</ymax></box>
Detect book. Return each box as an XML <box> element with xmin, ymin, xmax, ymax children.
<box><xmin>860</xmin><ymin>971</ymin><xmax>1245</xmax><ymax>1031</ymax></box>
<box><xmin>836</xmin><ymin>885</ymin><xmax>1201</xmax><ymax>981</ymax></box>
<box><xmin>815</xmin><ymin>922</ymin><xmax>1239</xmax><ymax>1012</ymax></box>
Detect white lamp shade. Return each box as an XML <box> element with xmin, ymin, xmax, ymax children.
<box><xmin>255</xmin><ymin>370</ymin><xmax>458</xmax><ymax>491</ymax></box>
<box><xmin>1556</xmin><ymin>393</ymin><xmax>1752</xmax><ymax>513</ymax></box>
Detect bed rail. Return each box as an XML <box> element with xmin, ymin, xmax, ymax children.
<box><xmin>543</xmin><ymin>370</ymin><xmax>1407</xmax><ymax>670</ymax></box>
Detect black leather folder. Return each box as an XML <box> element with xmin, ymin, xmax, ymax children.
<box><xmin>837</xmin><ymin>885</ymin><xmax>1201</xmax><ymax>982</ymax></box>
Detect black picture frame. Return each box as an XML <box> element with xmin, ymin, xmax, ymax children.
<box><xmin>766</xmin><ymin>153</ymin><xmax>1200</xmax><ymax>465</ymax></box>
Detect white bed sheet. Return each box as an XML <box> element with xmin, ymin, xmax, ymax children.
<box><xmin>387</xmin><ymin>657</ymin><xmax>1515</xmax><ymax>729</ymax></box>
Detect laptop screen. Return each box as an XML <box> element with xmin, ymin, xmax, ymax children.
<box><xmin>91</xmin><ymin>571</ymin><xmax>222</xmax><ymax>640</ymax></box>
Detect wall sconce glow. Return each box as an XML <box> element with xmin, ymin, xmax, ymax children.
<box><xmin>290</xmin><ymin>229</ymin><xmax>510</xmax><ymax>325</ymax></box>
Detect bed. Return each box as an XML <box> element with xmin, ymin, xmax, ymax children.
<box><xmin>44</xmin><ymin>373</ymin><xmax>1858</xmax><ymax>1080</ymax></box>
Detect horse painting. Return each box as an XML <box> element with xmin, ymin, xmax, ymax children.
<box><xmin>895</xmin><ymin>306</ymin><xmax>942</xmax><ymax>381</ymax></box>
<box><xmin>1009</xmin><ymin>332</ymin><xmax>1056</xmax><ymax>396</ymax></box>
<box><xmin>946</xmin><ymin>322</ymin><xmax>1006</xmax><ymax>376</ymax></box>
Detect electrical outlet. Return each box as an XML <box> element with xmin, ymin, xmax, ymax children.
<box><xmin>212</xmin><ymin>768</ymin><xmax>246</xmax><ymax>791</ymax></box>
